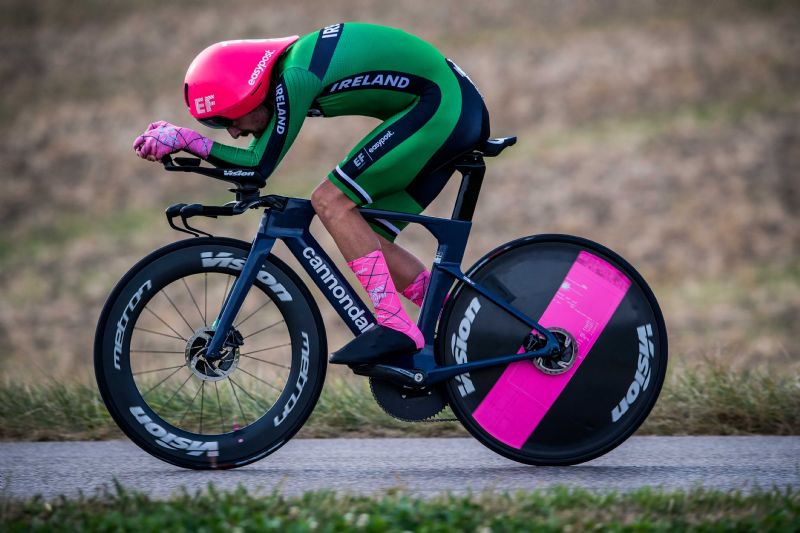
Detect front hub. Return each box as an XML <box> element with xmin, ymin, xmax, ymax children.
<box><xmin>185</xmin><ymin>327</ymin><xmax>242</xmax><ymax>381</ymax></box>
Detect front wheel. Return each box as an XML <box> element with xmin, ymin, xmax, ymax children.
<box><xmin>437</xmin><ymin>235</ymin><xmax>667</xmax><ymax>466</ymax></box>
<box><xmin>94</xmin><ymin>238</ymin><xmax>327</xmax><ymax>469</ymax></box>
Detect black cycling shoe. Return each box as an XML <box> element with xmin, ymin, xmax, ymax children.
<box><xmin>329</xmin><ymin>325</ymin><xmax>420</xmax><ymax>365</ymax></box>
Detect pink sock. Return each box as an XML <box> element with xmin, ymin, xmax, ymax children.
<box><xmin>401</xmin><ymin>270</ymin><xmax>430</xmax><ymax>308</ymax></box>
<box><xmin>348</xmin><ymin>250</ymin><xmax>425</xmax><ymax>349</ymax></box>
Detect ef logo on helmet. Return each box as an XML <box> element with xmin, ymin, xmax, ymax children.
<box><xmin>194</xmin><ymin>95</ymin><xmax>216</xmax><ymax>115</ymax></box>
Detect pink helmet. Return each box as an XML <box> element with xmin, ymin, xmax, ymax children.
<box><xmin>184</xmin><ymin>36</ymin><xmax>299</xmax><ymax>128</ymax></box>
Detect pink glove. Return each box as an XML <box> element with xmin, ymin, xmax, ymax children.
<box><xmin>133</xmin><ymin>121</ymin><xmax>212</xmax><ymax>161</ymax></box>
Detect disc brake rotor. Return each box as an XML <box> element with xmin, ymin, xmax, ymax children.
<box><xmin>185</xmin><ymin>327</ymin><xmax>242</xmax><ymax>381</ymax></box>
<box><xmin>537</xmin><ymin>328</ymin><xmax>577</xmax><ymax>375</ymax></box>
<box><xmin>369</xmin><ymin>378</ymin><xmax>447</xmax><ymax>422</ymax></box>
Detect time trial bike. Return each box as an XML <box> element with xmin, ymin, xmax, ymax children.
<box><xmin>94</xmin><ymin>136</ymin><xmax>667</xmax><ymax>469</ymax></box>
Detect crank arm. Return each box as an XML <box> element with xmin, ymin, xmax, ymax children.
<box><xmin>349</xmin><ymin>363</ymin><xmax>424</xmax><ymax>388</ymax></box>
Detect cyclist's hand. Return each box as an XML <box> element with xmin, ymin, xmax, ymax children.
<box><xmin>133</xmin><ymin>121</ymin><xmax>213</xmax><ymax>162</ymax></box>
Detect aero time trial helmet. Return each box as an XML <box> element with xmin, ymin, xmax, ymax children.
<box><xmin>184</xmin><ymin>36</ymin><xmax>299</xmax><ymax>128</ymax></box>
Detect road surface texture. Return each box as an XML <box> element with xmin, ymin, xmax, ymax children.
<box><xmin>1</xmin><ymin>437</ymin><xmax>798</xmax><ymax>500</ymax></box>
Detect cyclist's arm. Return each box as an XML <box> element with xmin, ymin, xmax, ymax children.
<box><xmin>206</xmin><ymin>67</ymin><xmax>321</xmax><ymax>178</ymax></box>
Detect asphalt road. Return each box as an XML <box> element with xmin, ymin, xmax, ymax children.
<box><xmin>1</xmin><ymin>437</ymin><xmax>798</xmax><ymax>500</ymax></box>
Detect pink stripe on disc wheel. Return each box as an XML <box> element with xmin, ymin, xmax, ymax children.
<box><xmin>471</xmin><ymin>251</ymin><xmax>631</xmax><ymax>449</ymax></box>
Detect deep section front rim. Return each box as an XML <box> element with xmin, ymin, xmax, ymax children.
<box><xmin>94</xmin><ymin>238</ymin><xmax>327</xmax><ymax>469</ymax></box>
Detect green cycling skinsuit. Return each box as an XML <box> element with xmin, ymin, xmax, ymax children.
<box><xmin>206</xmin><ymin>22</ymin><xmax>490</xmax><ymax>240</ymax></box>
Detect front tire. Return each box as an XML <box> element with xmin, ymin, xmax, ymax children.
<box><xmin>94</xmin><ymin>238</ymin><xmax>327</xmax><ymax>469</ymax></box>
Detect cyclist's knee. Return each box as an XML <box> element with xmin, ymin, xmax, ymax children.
<box><xmin>311</xmin><ymin>180</ymin><xmax>356</xmax><ymax>222</ymax></box>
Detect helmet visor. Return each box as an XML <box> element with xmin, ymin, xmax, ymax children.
<box><xmin>198</xmin><ymin>116</ymin><xmax>234</xmax><ymax>129</ymax></box>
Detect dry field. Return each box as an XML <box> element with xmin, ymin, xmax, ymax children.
<box><xmin>0</xmin><ymin>0</ymin><xmax>798</xmax><ymax>382</ymax></box>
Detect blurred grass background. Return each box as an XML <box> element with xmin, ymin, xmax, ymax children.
<box><xmin>0</xmin><ymin>0</ymin><xmax>798</xmax><ymax>386</ymax></box>
<box><xmin>3</xmin><ymin>484</ymin><xmax>798</xmax><ymax>531</ymax></box>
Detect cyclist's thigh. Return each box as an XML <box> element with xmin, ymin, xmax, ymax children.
<box><xmin>329</xmin><ymin>119</ymin><xmax>457</xmax><ymax>242</ymax></box>
<box><xmin>326</xmin><ymin>103</ymin><xmax>455</xmax><ymax>206</ymax></box>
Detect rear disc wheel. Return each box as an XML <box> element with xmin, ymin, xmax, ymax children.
<box><xmin>437</xmin><ymin>234</ymin><xmax>667</xmax><ymax>465</ymax></box>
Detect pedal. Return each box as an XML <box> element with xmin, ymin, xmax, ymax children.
<box><xmin>350</xmin><ymin>363</ymin><xmax>426</xmax><ymax>389</ymax></box>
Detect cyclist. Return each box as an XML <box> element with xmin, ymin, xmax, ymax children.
<box><xmin>134</xmin><ymin>22</ymin><xmax>490</xmax><ymax>365</ymax></box>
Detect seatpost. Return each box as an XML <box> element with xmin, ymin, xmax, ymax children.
<box><xmin>451</xmin><ymin>154</ymin><xmax>486</xmax><ymax>222</ymax></box>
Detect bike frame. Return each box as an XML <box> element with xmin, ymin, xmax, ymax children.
<box><xmin>202</xmin><ymin>154</ymin><xmax>562</xmax><ymax>386</ymax></box>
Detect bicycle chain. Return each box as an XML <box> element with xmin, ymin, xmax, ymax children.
<box><xmin>418</xmin><ymin>415</ymin><xmax>458</xmax><ymax>423</ymax></box>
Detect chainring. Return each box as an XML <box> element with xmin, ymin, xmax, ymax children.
<box><xmin>369</xmin><ymin>378</ymin><xmax>448</xmax><ymax>422</ymax></box>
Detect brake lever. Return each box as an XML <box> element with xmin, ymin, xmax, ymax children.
<box><xmin>164</xmin><ymin>202</ymin><xmax>216</xmax><ymax>238</ymax></box>
<box><xmin>179</xmin><ymin>204</ymin><xmax>213</xmax><ymax>238</ymax></box>
<box><xmin>165</xmin><ymin>203</ymin><xmax>199</xmax><ymax>237</ymax></box>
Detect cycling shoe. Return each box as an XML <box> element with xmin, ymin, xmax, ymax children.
<box><xmin>329</xmin><ymin>325</ymin><xmax>419</xmax><ymax>365</ymax></box>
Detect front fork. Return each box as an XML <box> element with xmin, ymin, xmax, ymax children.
<box><xmin>205</xmin><ymin>218</ymin><xmax>276</xmax><ymax>361</ymax></box>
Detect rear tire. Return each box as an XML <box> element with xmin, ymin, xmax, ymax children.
<box><xmin>94</xmin><ymin>238</ymin><xmax>326</xmax><ymax>469</ymax></box>
<box><xmin>437</xmin><ymin>234</ymin><xmax>667</xmax><ymax>465</ymax></box>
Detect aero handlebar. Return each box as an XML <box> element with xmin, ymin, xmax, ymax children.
<box><xmin>161</xmin><ymin>155</ymin><xmax>266</xmax><ymax>191</ymax></box>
